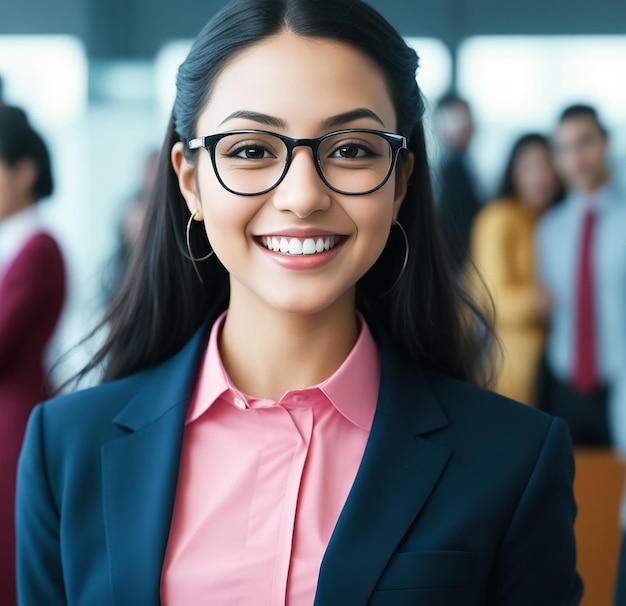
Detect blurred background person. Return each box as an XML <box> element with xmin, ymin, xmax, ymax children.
<box><xmin>104</xmin><ymin>148</ymin><xmax>158</xmax><ymax>302</ymax></box>
<box><xmin>0</xmin><ymin>105</ymin><xmax>65</xmax><ymax>604</ymax></box>
<box><xmin>433</xmin><ymin>92</ymin><xmax>483</xmax><ymax>276</ymax></box>
<box><xmin>471</xmin><ymin>133</ymin><xmax>564</xmax><ymax>405</ymax></box>
<box><xmin>536</xmin><ymin>104</ymin><xmax>626</xmax><ymax>446</ymax></box>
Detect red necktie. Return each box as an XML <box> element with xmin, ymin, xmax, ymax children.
<box><xmin>572</xmin><ymin>207</ymin><xmax>598</xmax><ymax>394</ymax></box>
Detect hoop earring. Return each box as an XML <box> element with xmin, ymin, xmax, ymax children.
<box><xmin>185</xmin><ymin>209</ymin><xmax>214</xmax><ymax>283</ymax></box>
<box><xmin>382</xmin><ymin>220</ymin><xmax>409</xmax><ymax>297</ymax></box>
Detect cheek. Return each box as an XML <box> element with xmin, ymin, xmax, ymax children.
<box><xmin>0</xmin><ymin>174</ymin><xmax>18</xmax><ymax>206</ymax></box>
<box><xmin>351</xmin><ymin>189</ymin><xmax>396</xmax><ymax>252</ymax></box>
<box><xmin>198</xmin><ymin>179</ymin><xmax>263</xmax><ymax>265</ymax></box>
<box><xmin>588</xmin><ymin>146</ymin><xmax>604</xmax><ymax>166</ymax></box>
<box><xmin>558</xmin><ymin>152</ymin><xmax>577</xmax><ymax>174</ymax></box>
<box><xmin>203</xmin><ymin>195</ymin><xmax>253</xmax><ymax>244</ymax></box>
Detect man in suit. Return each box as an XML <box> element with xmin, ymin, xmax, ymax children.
<box><xmin>536</xmin><ymin>104</ymin><xmax>626</xmax><ymax>446</ymax></box>
<box><xmin>433</xmin><ymin>93</ymin><xmax>483</xmax><ymax>275</ymax></box>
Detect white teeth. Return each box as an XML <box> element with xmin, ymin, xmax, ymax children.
<box><xmin>302</xmin><ymin>238</ymin><xmax>316</xmax><ymax>254</ymax></box>
<box><xmin>261</xmin><ymin>235</ymin><xmax>339</xmax><ymax>255</ymax></box>
<box><xmin>288</xmin><ymin>238</ymin><xmax>303</xmax><ymax>255</ymax></box>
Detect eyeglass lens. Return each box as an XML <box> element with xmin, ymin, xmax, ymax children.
<box><xmin>212</xmin><ymin>131</ymin><xmax>394</xmax><ymax>195</ymax></box>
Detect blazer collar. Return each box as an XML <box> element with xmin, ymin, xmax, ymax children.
<box><xmin>112</xmin><ymin>324</ymin><xmax>209</xmax><ymax>431</ymax></box>
<box><xmin>374</xmin><ymin>336</ymin><xmax>449</xmax><ymax>436</ymax></box>
<box><xmin>103</xmin><ymin>324</ymin><xmax>209</xmax><ymax>606</ymax></box>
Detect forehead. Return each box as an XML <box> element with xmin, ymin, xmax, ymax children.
<box><xmin>513</xmin><ymin>148</ymin><xmax>546</xmax><ymax>171</ymax></box>
<box><xmin>197</xmin><ymin>32</ymin><xmax>398</xmax><ymax>133</ymax></box>
<box><xmin>555</xmin><ymin>116</ymin><xmax>602</xmax><ymax>143</ymax></box>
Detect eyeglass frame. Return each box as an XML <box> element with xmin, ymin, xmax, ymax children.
<box><xmin>187</xmin><ymin>128</ymin><xmax>409</xmax><ymax>196</ymax></box>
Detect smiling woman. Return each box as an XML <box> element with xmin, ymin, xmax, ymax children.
<box><xmin>16</xmin><ymin>1</ymin><xmax>582</xmax><ymax>605</ymax></box>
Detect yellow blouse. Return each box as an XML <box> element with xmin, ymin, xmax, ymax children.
<box><xmin>470</xmin><ymin>198</ymin><xmax>546</xmax><ymax>405</ymax></box>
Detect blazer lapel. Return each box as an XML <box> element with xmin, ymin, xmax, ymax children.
<box><xmin>314</xmin><ymin>347</ymin><xmax>451</xmax><ymax>606</ymax></box>
<box><xmin>101</xmin><ymin>327</ymin><xmax>207</xmax><ymax>606</ymax></box>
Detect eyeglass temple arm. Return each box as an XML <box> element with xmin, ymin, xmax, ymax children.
<box><xmin>188</xmin><ymin>137</ymin><xmax>205</xmax><ymax>150</ymax></box>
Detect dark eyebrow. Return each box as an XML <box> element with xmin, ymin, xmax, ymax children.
<box><xmin>219</xmin><ymin>110</ymin><xmax>287</xmax><ymax>128</ymax></box>
<box><xmin>319</xmin><ymin>108</ymin><xmax>386</xmax><ymax>130</ymax></box>
<box><xmin>219</xmin><ymin>108</ymin><xmax>386</xmax><ymax>131</ymax></box>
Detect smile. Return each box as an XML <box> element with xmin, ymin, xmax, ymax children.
<box><xmin>259</xmin><ymin>236</ymin><xmax>342</xmax><ymax>256</ymax></box>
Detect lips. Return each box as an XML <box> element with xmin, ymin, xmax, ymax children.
<box><xmin>259</xmin><ymin>235</ymin><xmax>342</xmax><ymax>256</ymax></box>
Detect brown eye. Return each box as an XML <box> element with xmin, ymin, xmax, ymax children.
<box><xmin>336</xmin><ymin>145</ymin><xmax>361</xmax><ymax>158</ymax></box>
<box><xmin>231</xmin><ymin>146</ymin><xmax>273</xmax><ymax>159</ymax></box>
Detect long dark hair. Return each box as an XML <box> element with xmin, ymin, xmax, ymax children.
<box><xmin>80</xmin><ymin>0</ymin><xmax>495</xmax><ymax>387</ymax></box>
<box><xmin>498</xmin><ymin>132</ymin><xmax>564</xmax><ymax>202</ymax></box>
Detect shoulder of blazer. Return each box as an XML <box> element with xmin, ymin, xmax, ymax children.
<box><xmin>417</xmin><ymin>367</ymin><xmax>559</xmax><ymax>463</ymax></box>
<box><xmin>6</xmin><ymin>232</ymin><xmax>65</xmax><ymax>277</ymax></box>
<box><xmin>377</xmin><ymin>338</ymin><xmax>557</xmax><ymax>458</ymax></box>
<box><xmin>378</xmin><ymin>341</ymin><xmax>553</xmax><ymax>437</ymax></box>
<box><xmin>426</xmin><ymin>369</ymin><xmax>552</xmax><ymax>424</ymax></box>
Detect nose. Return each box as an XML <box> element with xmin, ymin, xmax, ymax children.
<box><xmin>271</xmin><ymin>147</ymin><xmax>331</xmax><ymax>218</ymax></box>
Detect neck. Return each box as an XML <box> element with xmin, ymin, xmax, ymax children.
<box><xmin>0</xmin><ymin>200</ymin><xmax>35</xmax><ymax>222</ymax></box>
<box><xmin>219</xmin><ymin>289</ymin><xmax>360</xmax><ymax>401</ymax></box>
<box><xmin>580</xmin><ymin>171</ymin><xmax>611</xmax><ymax>198</ymax></box>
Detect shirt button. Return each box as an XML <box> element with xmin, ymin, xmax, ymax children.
<box><xmin>233</xmin><ymin>397</ymin><xmax>247</xmax><ymax>410</ymax></box>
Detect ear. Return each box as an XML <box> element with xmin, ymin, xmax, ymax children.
<box><xmin>171</xmin><ymin>141</ymin><xmax>204</xmax><ymax>221</ymax></box>
<box><xmin>393</xmin><ymin>152</ymin><xmax>414</xmax><ymax>220</ymax></box>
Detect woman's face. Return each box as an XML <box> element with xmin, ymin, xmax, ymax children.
<box><xmin>512</xmin><ymin>143</ymin><xmax>560</xmax><ymax>215</ymax></box>
<box><xmin>173</xmin><ymin>32</ymin><xmax>413</xmax><ymax>317</ymax></box>
<box><xmin>0</xmin><ymin>158</ymin><xmax>35</xmax><ymax>220</ymax></box>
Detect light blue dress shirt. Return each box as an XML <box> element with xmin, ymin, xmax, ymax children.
<box><xmin>536</xmin><ymin>183</ymin><xmax>626</xmax><ymax>385</ymax></box>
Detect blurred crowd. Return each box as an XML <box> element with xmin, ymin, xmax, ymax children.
<box><xmin>433</xmin><ymin>94</ymin><xmax>625</xmax><ymax>448</ymax></box>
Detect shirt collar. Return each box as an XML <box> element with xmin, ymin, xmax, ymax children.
<box><xmin>569</xmin><ymin>182</ymin><xmax>620</xmax><ymax>211</ymax></box>
<box><xmin>186</xmin><ymin>311</ymin><xmax>380</xmax><ymax>431</ymax></box>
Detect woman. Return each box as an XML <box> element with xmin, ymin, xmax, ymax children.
<box><xmin>0</xmin><ymin>105</ymin><xmax>65</xmax><ymax>605</ymax></box>
<box><xmin>17</xmin><ymin>2</ymin><xmax>581</xmax><ymax>604</ymax></box>
<box><xmin>471</xmin><ymin>134</ymin><xmax>563</xmax><ymax>406</ymax></box>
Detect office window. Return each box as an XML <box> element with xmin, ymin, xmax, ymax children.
<box><xmin>0</xmin><ymin>35</ymin><xmax>87</xmax><ymax>126</ymax></box>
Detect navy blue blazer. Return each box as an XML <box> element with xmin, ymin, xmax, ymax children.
<box><xmin>16</xmin><ymin>326</ymin><xmax>582</xmax><ymax>605</ymax></box>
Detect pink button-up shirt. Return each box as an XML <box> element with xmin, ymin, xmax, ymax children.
<box><xmin>161</xmin><ymin>313</ymin><xmax>380</xmax><ymax>605</ymax></box>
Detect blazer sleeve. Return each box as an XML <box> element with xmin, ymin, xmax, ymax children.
<box><xmin>0</xmin><ymin>233</ymin><xmax>65</xmax><ymax>368</ymax></box>
<box><xmin>16</xmin><ymin>404</ymin><xmax>67</xmax><ymax>606</ymax></box>
<box><xmin>487</xmin><ymin>417</ymin><xmax>583</xmax><ymax>605</ymax></box>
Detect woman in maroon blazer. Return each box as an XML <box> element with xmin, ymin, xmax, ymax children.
<box><xmin>0</xmin><ymin>105</ymin><xmax>65</xmax><ymax>605</ymax></box>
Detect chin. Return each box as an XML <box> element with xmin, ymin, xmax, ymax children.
<box><xmin>262</xmin><ymin>287</ymin><xmax>354</xmax><ymax>318</ymax></box>
<box><xmin>271</xmin><ymin>299</ymin><xmax>341</xmax><ymax>317</ymax></box>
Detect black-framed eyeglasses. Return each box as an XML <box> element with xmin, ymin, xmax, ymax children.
<box><xmin>187</xmin><ymin>129</ymin><xmax>408</xmax><ymax>196</ymax></box>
